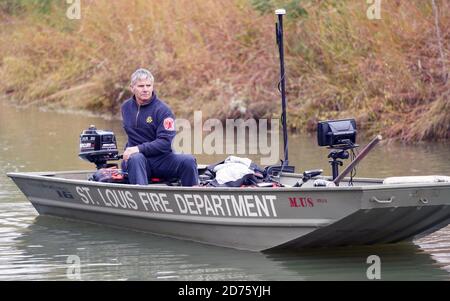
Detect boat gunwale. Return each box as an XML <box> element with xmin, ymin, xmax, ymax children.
<box><xmin>7</xmin><ymin>171</ymin><xmax>450</xmax><ymax>192</ymax></box>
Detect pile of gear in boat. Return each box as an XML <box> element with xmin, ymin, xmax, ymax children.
<box><xmin>199</xmin><ymin>156</ymin><xmax>278</xmax><ymax>187</ymax></box>
<box><xmin>89</xmin><ymin>156</ymin><xmax>290</xmax><ymax>187</ymax></box>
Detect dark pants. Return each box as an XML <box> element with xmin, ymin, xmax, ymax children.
<box><xmin>122</xmin><ymin>152</ymin><xmax>199</xmax><ymax>186</ymax></box>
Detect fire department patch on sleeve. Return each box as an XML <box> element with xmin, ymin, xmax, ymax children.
<box><xmin>163</xmin><ymin>117</ymin><xmax>175</xmax><ymax>131</ymax></box>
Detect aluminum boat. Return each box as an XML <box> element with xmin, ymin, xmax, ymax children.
<box><xmin>8</xmin><ymin>170</ymin><xmax>450</xmax><ymax>251</ymax></box>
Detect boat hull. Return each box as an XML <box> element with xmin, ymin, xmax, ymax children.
<box><xmin>7</xmin><ymin>171</ymin><xmax>450</xmax><ymax>251</ymax></box>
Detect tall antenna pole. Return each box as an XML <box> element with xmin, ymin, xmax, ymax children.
<box><xmin>275</xmin><ymin>9</ymin><xmax>289</xmax><ymax>165</ymax></box>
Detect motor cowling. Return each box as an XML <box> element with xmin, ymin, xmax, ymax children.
<box><xmin>79</xmin><ymin>125</ymin><xmax>120</xmax><ymax>169</ymax></box>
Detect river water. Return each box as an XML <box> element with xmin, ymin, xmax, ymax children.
<box><xmin>1</xmin><ymin>101</ymin><xmax>450</xmax><ymax>281</ymax></box>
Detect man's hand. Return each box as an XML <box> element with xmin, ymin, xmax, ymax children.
<box><xmin>123</xmin><ymin>146</ymin><xmax>140</xmax><ymax>161</ymax></box>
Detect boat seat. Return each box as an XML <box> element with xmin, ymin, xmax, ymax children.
<box><xmin>149</xmin><ymin>177</ymin><xmax>180</xmax><ymax>186</ymax></box>
<box><xmin>383</xmin><ymin>175</ymin><xmax>450</xmax><ymax>185</ymax></box>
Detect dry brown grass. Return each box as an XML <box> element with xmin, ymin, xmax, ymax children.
<box><xmin>0</xmin><ymin>0</ymin><xmax>448</xmax><ymax>141</ymax></box>
<box><xmin>285</xmin><ymin>0</ymin><xmax>449</xmax><ymax>141</ymax></box>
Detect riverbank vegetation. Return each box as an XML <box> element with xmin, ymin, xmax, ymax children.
<box><xmin>0</xmin><ymin>0</ymin><xmax>448</xmax><ymax>141</ymax></box>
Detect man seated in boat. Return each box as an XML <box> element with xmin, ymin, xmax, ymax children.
<box><xmin>121</xmin><ymin>68</ymin><xmax>199</xmax><ymax>186</ymax></box>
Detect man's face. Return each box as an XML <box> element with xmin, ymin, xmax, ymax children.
<box><xmin>131</xmin><ymin>78</ymin><xmax>153</xmax><ymax>104</ymax></box>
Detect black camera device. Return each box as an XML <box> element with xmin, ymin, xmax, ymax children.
<box><xmin>317</xmin><ymin>119</ymin><xmax>358</xmax><ymax>180</ymax></box>
<box><xmin>317</xmin><ymin>119</ymin><xmax>357</xmax><ymax>147</ymax></box>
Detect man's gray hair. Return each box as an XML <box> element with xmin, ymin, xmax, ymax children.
<box><xmin>130</xmin><ymin>68</ymin><xmax>154</xmax><ymax>86</ymax></box>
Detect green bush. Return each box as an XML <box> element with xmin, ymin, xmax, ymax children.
<box><xmin>1</xmin><ymin>0</ymin><xmax>60</xmax><ymax>15</ymax></box>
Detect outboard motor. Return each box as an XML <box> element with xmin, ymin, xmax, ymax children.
<box><xmin>79</xmin><ymin>125</ymin><xmax>121</xmax><ymax>169</ymax></box>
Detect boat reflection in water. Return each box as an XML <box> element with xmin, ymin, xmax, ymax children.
<box><xmin>9</xmin><ymin>211</ymin><xmax>450</xmax><ymax>281</ymax></box>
